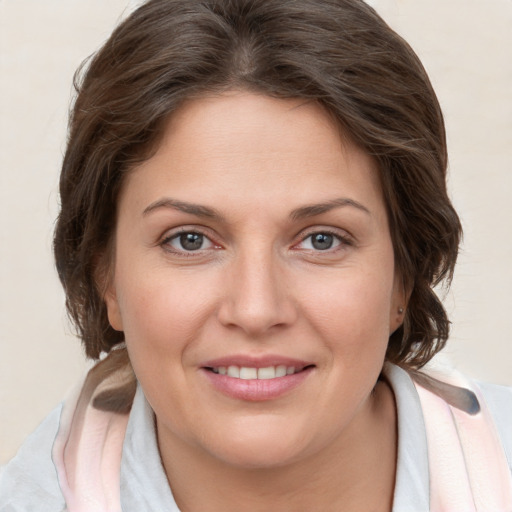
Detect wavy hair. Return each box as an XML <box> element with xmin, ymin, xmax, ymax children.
<box><xmin>54</xmin><ymin>0</ymin><xmax>462</xmax><ymax>368</ymax></box>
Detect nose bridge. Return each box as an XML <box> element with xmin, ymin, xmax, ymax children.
<box><xmin>217</xmin><ymin>240</ymin><xmax>295</xmax><ymax>336</ymax></box>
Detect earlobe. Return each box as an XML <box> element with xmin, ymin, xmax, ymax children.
<box><xmin>104</xmin><ymin>286</ymin><xmax>124</xmax><ymax>332</ymax></box>
<box><xmin>389</xmin><ymin>305</ymin><xmax>405</xmax><ymax>334</ymax></box>
<box><xmin>94</xmin><ymin>249</ymin><xmax>123</xmax><ymax>332</ymax></box>
<box><xmin>389</xmin><ymin>275</ymin><xmax>409</xmax><ymax>334</ymax></box>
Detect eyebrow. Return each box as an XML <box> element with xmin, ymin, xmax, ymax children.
<box><xmin>290</xmin><ymin>197</ymin><xmax>371</xmax><ymax>220</ymax></box>
<box><xmin>143</xmin><ymin>198</ymin><xmax>224</xmax><ymax>220</ymax></box>
<box><xmin>142</xmin><ymin>196</ymin><xmax>370</xmax><ymax>221</ymax></box>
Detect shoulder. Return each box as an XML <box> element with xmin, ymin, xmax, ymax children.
<box><xmin>476</xmin><ymin>379</ymin><xmax>512</xmax><ymax>417</ymax></box>
<box><xmin>386</xmin><ymin>363</ymin><xmax>512</xmax><ymax>509</ymax></box>
<box><xmin>0</xmin><ymin>405</ymin><xmax>65</xmax><ymax>512</ymax></box>
<box><xmin>474</xmin><ymin>379</ymin><xmax>512</xmax><ymax>470</ymax></box>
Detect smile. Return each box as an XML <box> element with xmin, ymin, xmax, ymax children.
<box><xmin>210</xmin><ymin>365</ymin><xmax>300</xmax><ymax>379</ymax></box>
<box><xmin>201</xmin><ymin>359</ymin><xmax>315</xmax><ymax>401</ymax></box>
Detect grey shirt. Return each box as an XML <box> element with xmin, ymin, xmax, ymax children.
<box><xmin>1</xmin><ymin>365</ymin><xmax>511</xmax><ymax>511</ymax></box>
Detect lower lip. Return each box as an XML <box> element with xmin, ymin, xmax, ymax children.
<box><xmin>201</xmin><ymin>367</ymin><xmax>314</xmax><ymax>401</ymax></box>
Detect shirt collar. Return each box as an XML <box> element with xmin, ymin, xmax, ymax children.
<box><xmin>383</xmin><ymin>363</ymin><xmax>430</xmax><ymax>511</ymax></box>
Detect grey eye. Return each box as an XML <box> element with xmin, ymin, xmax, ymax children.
<box><xmin>297</xmin><ymin>232</ymin><xmax>344</xmax><ymax>252</ymax></box>
<box><xmin>311</xmin><ymin>233</ymin><xmax>334</xmax><ymax>250</ymax></box>
<box><xmin>167</xmin><ymin>232</ymin><xmax>213</xmax><ymax>252</ymax></box>
<box><xmin>179</xmin><ymin>233</ymin><xmax>204</xmax><ymax>251</ymax></box>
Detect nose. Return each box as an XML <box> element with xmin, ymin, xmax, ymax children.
<box><xmin>217</xmin><ymin>247</ymin><xmax>298</xmax><ymax>337</ymax></box>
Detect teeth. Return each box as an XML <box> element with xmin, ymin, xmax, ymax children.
<box><xmin>276</xmin><ymin>365</ymin><xmax>287</xmax><ymax>377</ymax></box>
<box><xmin>213</xmin><ymin>365</ymin><xmax>300</xmax><ymax>380</ymax></box>
<box><xmin>227</xmin><ymin>365</ymin><xmax>240</xmax><ymax>378</ymax></box>
<box><xmin>258</xmin><ymin>367</ymin><xmax>276</xmax><ymax>379</ymax></box>
<box><xmin>240</xmin><ymin>367</ymin><xmax>258</xmax><ymax>380</ymax></box>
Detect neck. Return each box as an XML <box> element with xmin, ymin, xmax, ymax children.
<box><xmin>158</xmin><ymin>380</ymin><xmax>397</xmax><ymax>512</ymax></box>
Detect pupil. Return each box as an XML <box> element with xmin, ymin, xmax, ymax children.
<box><xmin>180</xmin><ymin>233</ymin><xmax>203</xmax><ymax>251</ymax></box>
<box><xmin>312</xmin><ymin>233</ymin><xmax>333</xmax><ymax>250</ymax></box>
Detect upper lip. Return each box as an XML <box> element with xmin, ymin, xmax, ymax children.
<box><xmin>200</xmin><ymin>355</ymin><xmax>315</xmax><ymax>370</ymax></box>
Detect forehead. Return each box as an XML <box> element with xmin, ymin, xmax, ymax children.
<box><xmin>120</xmin><ymin>91</ymin><xmax>385</xmax><ymax>219</ymax></box>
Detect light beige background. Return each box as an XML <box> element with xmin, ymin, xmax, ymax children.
<box><xmin>1</xmin><ymin>0</ymin><xmax>510</xmax><ymax>465</ymax></box>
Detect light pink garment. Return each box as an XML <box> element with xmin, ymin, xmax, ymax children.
<box><xmin>52</xmin><ymin>350</ymin><xmax>512</xmax><ymax>511</ymax></box>
<box><xmin>52</xmin><ymin>348</ymin><xmax>135</xmax><ymax>512</ymax></box>
<box><xmin>413</xmin><ymin>369</ymin><xmax>512</xmax><ymax>511</ymax></box>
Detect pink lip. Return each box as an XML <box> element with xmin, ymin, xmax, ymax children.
<box><xmin>199</xmin><ymin>355</ymin><xmax>315</xmax><ymax>402</ymax></box>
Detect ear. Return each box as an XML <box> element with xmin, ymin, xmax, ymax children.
<box><xmin>104</xmin><ymin>285</ymin><xmax>124</xmax><ymax>332</ymax></box>
<box><xmin>94</xmin><ymin>251</ymin><xmax>124</xmax><ymax>332</ymax></box>
<box><xmin>389</xmin><ymin>274</ymin><xmax>408</xmax><ymax>335</ymax></box>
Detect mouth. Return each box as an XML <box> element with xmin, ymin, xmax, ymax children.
<box><xmin>204</xmin><ymin>364</ymin><xmax>314</xmax><ymax>380</ymax></box>
<box><xmin>200</xmin><ymin>358</ymin><xmax>316</xmax><ymax>401</ymax></box>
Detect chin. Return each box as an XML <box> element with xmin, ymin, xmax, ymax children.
<box><xmin>204</xmin><ymin>421</ymin><xmax>313</xmax><ymax>470</ymax></box>
<box><xmin>214</xmin><ymin>443</ymin><xmax>303</xmax><ymax>470</ymax></box>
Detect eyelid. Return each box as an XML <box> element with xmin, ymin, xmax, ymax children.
<box><xmin>159</xmin><ymin>226</ymin><xmax>223</xmax><ymax>255</ymax></box>
<box><xmin>157</xmin><ymin>225</ymin><xmax>353</xmax><ymax>256</ymax></box>
<box><xmin>292</xmin><ymin>227</ymin><xmax>354</xmax><ymax>251</ymax></box>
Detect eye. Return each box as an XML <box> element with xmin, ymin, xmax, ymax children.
<box><xmin>164</xmin><ymin>231</ymin><xmax>215</xmax><ymax>252</ymax></box>
<box><xmin>295</xmin><ymin>231</ymin><xmax>350</xmax><ymax>251</ymax></box>
<box><xmin>304</xmin><ymin>233</ymin><xmax>337</xmax><ymax>250</ymax></box>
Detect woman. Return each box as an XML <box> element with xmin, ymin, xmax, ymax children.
<box><xmin>1</xmin><ymin>0</ymin><xmax>511</xmax><ymax>510</ymax></box>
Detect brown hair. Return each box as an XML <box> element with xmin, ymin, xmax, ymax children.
<box><xmin>54</xmin><ymin>0</ymin><xmax>462</xmax><ymax>368</ymax></box>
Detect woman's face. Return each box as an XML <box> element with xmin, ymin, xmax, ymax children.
<box><xmin>106</xmin><ymin>91</ymin><xmax>404</xmax><ymax>469</ymax></box>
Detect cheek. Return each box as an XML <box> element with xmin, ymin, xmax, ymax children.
<box><xmin>299</xmin><ymin>265</ymin><xmax>395</xmax><ymax>356</ymax></box>
<box><xmin>114</xmin><ymin>270</ymin><xmax>208</xmax><ymax>416</ymax></box>
<box><xmin>113</xmin><ymin>262</ymin><xmax>219</xmax><ymax>361</ymax></box>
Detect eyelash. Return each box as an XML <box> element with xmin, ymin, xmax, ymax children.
<box><xmin>293</xmin><ymin>229</ymin><xmax>353</xmax><ymax>253</ymax></box>
<box><xmin>160</xmin><ymin>228</ymin><xmax>220</xmax><ymax>256</ymax></box>
<box><xmin>159</xmin><ymin>227</ymin><xmax>353</xmax><ymax>257</ymax></box>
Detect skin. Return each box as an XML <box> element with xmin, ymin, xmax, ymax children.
<box><xmin>105</xmin><ymin>91</ymin><xmax>404</xmax><ymax>511</ymax></box>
